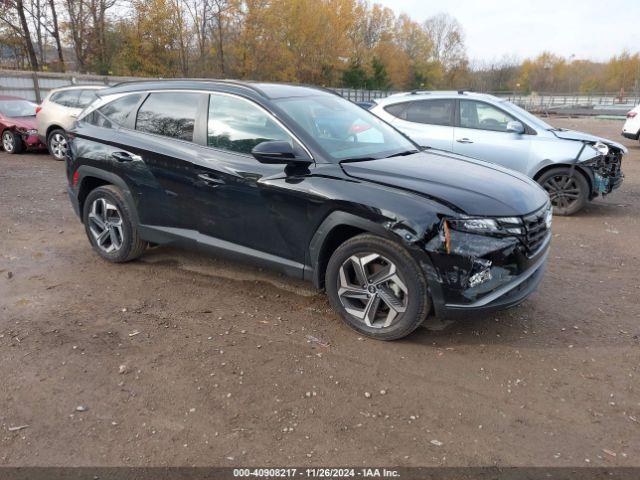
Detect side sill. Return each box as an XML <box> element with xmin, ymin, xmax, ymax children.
<box><xmin>139</xmin><ymin>225</ymin><xmax>309</xmax><ymax>280</ymax></box>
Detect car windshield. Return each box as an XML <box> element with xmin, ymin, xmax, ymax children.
<box><xmin>273</xmin><ymin>94</ymin><xmax>417</xmax><ymax>161</ymax></box>
<box><xmin>501</xmin><ymin>100</ymin><xmax>554</xmax><ymax>131</ymax></box>
<box><xmin>0</xmin><ymin>100</ymin><xmax>38</xmax><ymax>117</ymax></box>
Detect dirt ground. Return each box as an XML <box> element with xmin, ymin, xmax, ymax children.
<box><xmin>0</xmin><ymin>118</ymin><xmax>639</xmax><ymax>467</ymax></box>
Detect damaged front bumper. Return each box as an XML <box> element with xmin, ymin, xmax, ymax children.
<box><xmin>439</xmin><ymin>238</ymin><xmax>549</xmax><ymax>316</ymax></box>
<box><xmin>415</xmin><ymin>204</ymin><xmax>552</xmax><ymax>319</ymax></box>
<box><xmin>584</xmin><ymin>146</ymin><xmax>624</xmax><ymax>197</ymax></box>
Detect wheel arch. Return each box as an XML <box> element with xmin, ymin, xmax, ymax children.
<box><xmin>533</xmin><ymin>162</ymin><xmax>594</xmax><ymax>197</ymax></box>
<box><xmin>45</xmin><ymin>124</ymin><xmax>65</xmax><ymax>140</ymax></box>
<box><xmin>306</xmin><ymin>211</ymin><xmax>399</xmax><ymax>289</ymax></box>
<box><xmin>0</xmin><ymin>125</ymin><xmax>16</xmax><ymax>137</ymax></box>
<box><xmin>76</xmin><ymin>166</ymin><xmax>140</xmax><ymax>226</ymax></box>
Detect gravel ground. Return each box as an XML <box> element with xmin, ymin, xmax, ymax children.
<box><xmin>0</xmin><ymin>118</ymin><xmax>639</xmax><ymax>467</ymax></box>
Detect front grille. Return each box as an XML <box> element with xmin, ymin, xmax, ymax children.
<box><xmin>522</xmin><ymin>204</ymin><xmax>550</xmax><ymax>254</ymax></box>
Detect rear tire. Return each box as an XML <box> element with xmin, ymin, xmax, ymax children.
<box><xmin>47</xmin><ymin>129</ymin><xmax>68</xmax><ymax>161</ymax></box>
<box><xmin>82</xmin><ymin>185</ymin><xmax>147</xmax><ymax>263</ymax></box>
<box><xmin>537</xmin><ymin>167</ymin><xmax>589</xmax><ymax>216</ymax></box>
<box><xmin>2</xmin><ymin>130</ymin><xmax>24</xmax><ymax>154</ymax></box>
<box><xmin>325</xmin><ymin>233</ymin><xmax>430</xmax><ymax>341</ymax></box>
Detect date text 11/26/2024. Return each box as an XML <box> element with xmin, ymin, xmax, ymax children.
<box><xmin>233</xmin><ymin>468</ymin><xmax>400</xmax><ymax>478</ymax></box>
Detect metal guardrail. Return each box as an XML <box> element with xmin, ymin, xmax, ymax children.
<box><xmin>0</xmin><ymin>69</ymin><xmax>144</xmax><ymax>102</ymax></box>
<box><xmin>0</xmin><ymin>69</ymin><xmax>396</xmax><ymax>104</ymax></box>
<box><xmin>491</xmin><ymin>91</ymin><xmax>640</xmax><ymax>116</ymax></box>
<box><xmin>1</xmin><ymin>69</ymin><xmax>638</xmax><ymax>114</ymax></box>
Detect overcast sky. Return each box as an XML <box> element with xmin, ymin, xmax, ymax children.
<box><xmin>376</xmin><ymin>0</ymin><xmax>639</xmax><ymax>62</ymax></box>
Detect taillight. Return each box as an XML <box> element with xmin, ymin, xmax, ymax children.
<box><xmin>35</xmin><ymin>105</ymin><xmax>42</xmax><ymax>114</ymax></box>
<box><xmin>627</xmin><ymin>111</ymin><xmax>637</xmax><ymax>118</ymax></box>
<box><xmin>72</xmin><ymin>170</ymin><xmax>79</xmax><ymax>187</ymax></box>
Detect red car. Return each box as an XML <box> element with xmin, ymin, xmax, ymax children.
<box><xmin>0</xmin><ymin>95</ymin><xmax>47</xmax><ymax>154</ymax></box>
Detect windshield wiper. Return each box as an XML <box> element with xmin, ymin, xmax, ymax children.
<box><xmin>385</xmin><ymin>149</ymin><xmax>420</xmax><ymax>158</ymax></box>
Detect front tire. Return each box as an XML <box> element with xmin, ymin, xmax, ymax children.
<box><xmin>47</xmin><ymin>129</ymin><xmax>68</xmax><ymax>161</ymax></box>
<box><xmin>82</xmin><ymin>185</ymin><xmax>147</xmax><ymax>263</ymax></box>
<box><xmin>538</xmin><ymin>167</ymin><xmax>589</xmax><ymax>216</ymax></box>
<box><xmin>2</xmin><ymin>130</ymin><xmax>24</xmax><ymax>154</ymax></box>
<box><xmin>325</xmin><ymin>234</ymin><xmax>430</xmax><ymax>340</ymax></box>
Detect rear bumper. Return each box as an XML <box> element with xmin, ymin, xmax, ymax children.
<box><xmin>621</xmin><ymin>131</ymin><xmax>638</xmax><ymax>140</ymax></box>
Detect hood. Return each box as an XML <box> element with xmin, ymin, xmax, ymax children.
<box><xmin>341</xmin><ymin>150</ymin><xmax>549</xmax><ymax>217</ymax></box>
<box><xmin>5</xmin><ymin>116</ymin><xmax>37</xmax><ymax>130</ymax></box>
<box><xmin>551</xmin><ymin>129</ymin><xmax>627</xmax><ymax>153</ymax></box>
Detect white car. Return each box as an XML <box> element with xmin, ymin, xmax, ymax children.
<box><xmin>36</xmin><ymin>85</ymin><xmax>105</xmax><ymax>160</ymax></box>
<box><xmin>622</xmin><ymin>105</ymin><xmax>640</xmax><ymax>143</ymax></box>
<box><xmin>369</xmin><ymin>91</ymin><xmax>626</xmax><ymax>215</ymax></box>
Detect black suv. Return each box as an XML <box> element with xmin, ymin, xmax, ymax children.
<box><xmin>66</xmin><ymin>80</ymin><xmax>552</xmax><ymax>340</ymax></box>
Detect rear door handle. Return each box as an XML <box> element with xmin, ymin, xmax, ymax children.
<box><xmin>198</xmin><ymin>173</ymin><xmax>225</xmax><ymax>186</ymax></box>
<box><xmin>112</xmin><ymin>151</ymin><xmax>141</xmax><ymax>162</ymax></box>
<box><xmin>456</xmin><ymin>138</ymin><xmax>473</xmax><ymax>144</ymax></box>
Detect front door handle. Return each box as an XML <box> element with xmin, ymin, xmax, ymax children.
<box><xmin>198</xmin><ymin>173</ymin><xmax>225</xmax><ymax>186</ymax></box>
<box><xmin>112</xmin><ymin>151</ymin><xmax>141</xmax><ymax>162</ymax></box>
<box><xmin>456</xmin><ymin>138</ymin><xmax>473</xmax><ymax>144</ymax></box>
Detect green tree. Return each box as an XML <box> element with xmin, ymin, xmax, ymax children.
<box><xmin>367</xmin><ymin>57</ymin><xmax>390</xmax><ymax>90</ymax></box>
<box><xmin>342</xmin><ymin>62</ymin><xmax>368</xmax><ymax>88</ymax></box>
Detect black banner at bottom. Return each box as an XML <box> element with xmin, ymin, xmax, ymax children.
<box><xmin>1</xmin><ymin>467</ymin><xmax>640</xmax><ymax>480</ymax></box>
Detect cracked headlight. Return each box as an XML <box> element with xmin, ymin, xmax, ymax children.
<box><xmin>445</xmin><ymin>217</ymin><xmax>524</xmax><ymax>236</ymax></box>
<box><xmin>593</xmin><ymin>141</ymin><xmax>609</xmax><ymax>156</ymax></box>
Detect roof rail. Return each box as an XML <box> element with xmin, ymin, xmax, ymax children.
<box><xmin>103</xmin><ymin>78</ymin><xmax>269</xmax><ymax>97</ymax></box>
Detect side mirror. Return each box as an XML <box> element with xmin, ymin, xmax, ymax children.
<box><xmin>506</xmin><ymin>121</ymin><xmax>525</xmax><ymax>134</ymax></box>
<box><xmin>251</xmin><ymin>141</ymin><xmax>312</xmax><ymax>165</ymax></box>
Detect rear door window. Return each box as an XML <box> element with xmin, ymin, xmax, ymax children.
<box><xmin>403</xmin><ymin>99</ymin><xmax>454</xmax><ymax>126</ymax></box>
<box><xmin>135</xmin><ymin>92</ymin><xmax>201</xmax><ymax>142</ymax></box>
<box><xmin>77</xmin><ymin>90</ymin><xmax>98</xmax><ymax>109</ymax></box>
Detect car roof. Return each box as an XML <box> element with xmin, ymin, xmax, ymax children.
<box><xmin>98</xmin><ymin>79</ymin><xmax>337</xmax><ymax>100</ymax></box>
<box><xmin>376</xmin><ymin>91</ymin><xmax>503</xmax><ymax>106</ymax></box>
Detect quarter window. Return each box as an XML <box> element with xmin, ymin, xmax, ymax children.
<box><xmin>50</xmin><ymin>90</ymin><xmax>81</xmax><ymax>108</ymax></box>
<box><xmin>383</xmin><ymin>103</ymin><xmax>409</xmax><ymax>118</ymax></box>
<box><xmin>459</xmin><ymin>100</ymin><xmax>516</xmax><ymax>132</ymax></box>
<box><xmin>84</xmin><ymin>93</ymin><xmax>143</xmax><ymax>129</ymax></box>
<box><xmin>136</xmin><ymin>92</ymin><xmax>201</xmax><ymax>141</ymax></box>
<box><xmin>207</xmin><ymin>94</ymin><xmax>293</xmax><ymax>154</ymax></box>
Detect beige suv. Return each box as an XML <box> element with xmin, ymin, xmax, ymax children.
<box><xmin>36</xmin><ymin>85</ymin><xmax>104</xmax><ymax>160</ymax></box>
